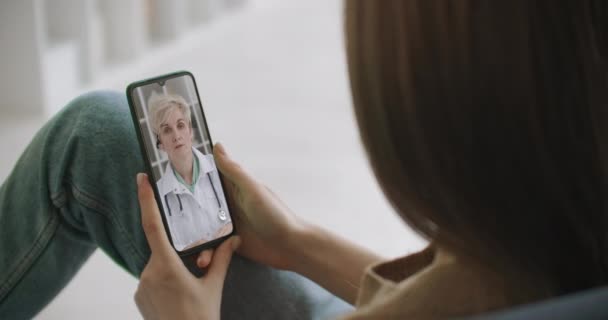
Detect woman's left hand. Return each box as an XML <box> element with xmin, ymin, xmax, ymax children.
<box><xmin>134</xmin><ymin>173</ymin><xmax>240</xmax><ymax>320</ymax></box>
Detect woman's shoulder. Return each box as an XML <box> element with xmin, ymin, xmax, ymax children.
<box><xmin>343</xmin><ymin>246</ymin><xmax>534</xmax><ymax>319</ymax></box>
<box><xmin>156</xmin><ymin>162</ymin><xmax>177</xmax><ymax>196</ymax></box>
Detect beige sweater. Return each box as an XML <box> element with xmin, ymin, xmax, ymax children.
<box><xmin>341</xmin><ymin>245</ymin><xmax>550</xmax><ymax>319</ymax></box>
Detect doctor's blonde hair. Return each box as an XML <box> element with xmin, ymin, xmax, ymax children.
<box><xmin>147</xmin><ymin>93</ymin><xmax>192</xmax><ymax>137</ymax></box>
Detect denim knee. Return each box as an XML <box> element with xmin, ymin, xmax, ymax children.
<box><xmin>62</xmin><ymin>91</ymin><xmax>138</xmax><ymax>153</ymax></box>
<box><xmin>48</xmin><ymin>91</ymin><xmax>150</xmax><ymax>273</ymax></box>
<box><xmin>54</xmin><ymin>91</ymin><xmax>145</xmax><ymax>177</ymax></box>
<box><xmin>52</xmin><ymin>89</ymin><xmax>146</xmax><ymax>202</ymax></box>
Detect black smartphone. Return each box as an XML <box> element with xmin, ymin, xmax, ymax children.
<box><xmin>126</xmin><ymin>71</ymin><xmax>234</xmax><ymax>257</ymax></box>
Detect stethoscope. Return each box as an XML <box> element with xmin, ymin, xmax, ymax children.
<box><xmin>164</xmin><ymin>172</ymin><xmax>227</xmax><ymax>221</ymax></box>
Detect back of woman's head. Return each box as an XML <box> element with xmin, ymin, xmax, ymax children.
<box><xmin>345</xmin><ymin>0</ymin><xmax>608</xmax><ymax>294</ymax></box>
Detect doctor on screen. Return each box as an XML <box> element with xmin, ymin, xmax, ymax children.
<box><xmin>148</xmin><ymin>93</ymin><xmax>233</xmax><ymax>251</ymax></box>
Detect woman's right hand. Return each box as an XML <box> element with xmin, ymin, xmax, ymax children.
<box><xmin>210</xmin><ymin>143</ymin><xmax>307</xmax><ymax>271</ymax></box>
<box><xmin>206</xmin><ymin>143</ymin><xmax>382</xmax><ymax>304</ymax></box>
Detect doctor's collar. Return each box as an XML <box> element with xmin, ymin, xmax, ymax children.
<box><xmin>158</xmin><ymin>147</ymin><xmax>216</xmax><ymax>196</ymax></box>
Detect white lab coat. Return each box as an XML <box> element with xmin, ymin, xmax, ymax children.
<box><xmin>157</xmin><ymin>148</ymin><xmax>231</xmax><ymax>251</ymax></box>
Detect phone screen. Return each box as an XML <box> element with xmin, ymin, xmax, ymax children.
<box><xmin>128</xmin><ymin>72</ymin><xmax>233</xmax><ymax>253</ymax></box>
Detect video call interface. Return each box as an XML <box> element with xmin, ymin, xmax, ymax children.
<box><xmin>131</xmin><ymin>74</ymin><xmax>233</xmax><ymax>251</ymax></box>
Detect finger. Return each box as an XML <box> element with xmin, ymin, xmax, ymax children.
<box><xmin>137</xmin><ymin>173</ymin><xmax>174</xmax><ymax>257</ymax></box>
<box><xmin>203</xmin><ymin>236</ymin><xmax>241</xmax><ymax>286</ymax></box>
<box><xmin>196</xmin><ymin>249</ymin><xmax>214</xmax><ymax>269</ymax></box>
<box><xmin>217</xmin><ymin>173</ymin><xmax>239</xmax><ymax>209</ymax></box>
<box><xmin>213</xmin><ymin>143</ymin><xmax>256</xmax><ymax>188</ymax></box>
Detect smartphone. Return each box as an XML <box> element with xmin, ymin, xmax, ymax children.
<box><xmin>126</xmin><ymin>71</ymin><xmax>234</xmax><ymax>257</ymax></box>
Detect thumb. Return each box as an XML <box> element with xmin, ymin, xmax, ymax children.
<box><xmin>203</xmin><ymin>236</ymin><xmax>241</xmax><ymax>286</ymax></box>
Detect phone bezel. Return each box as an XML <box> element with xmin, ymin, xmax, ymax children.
<box><xmin>126</xmin><ymin>70</ymin><xmax>236</xmax><ymax>256</ymax></box>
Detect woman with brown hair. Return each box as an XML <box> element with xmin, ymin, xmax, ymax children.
<box><xmin>134</xmin><ymin>0</ymin><xmax>608</xmax><ymax>319</ymax></box>
<box><xmin>2</xmin><ymin>0</ymin><xmax>604</xmax><ymax>319</ymax></box>
<box><xmin>133</xmin><ymin>0</ymin><xmax>608</xmax><ymax>319</ymax></box>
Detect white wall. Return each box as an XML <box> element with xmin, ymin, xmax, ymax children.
<box><xmin>0</xmin><ymin>0</ymin><xmax>249</xmax><ymax>117</ymax></box>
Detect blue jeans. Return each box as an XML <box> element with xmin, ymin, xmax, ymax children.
<box><xmin>0</xmin><ymin>91</ymin><xmax>352</xmax><ymax>319</ymax></box>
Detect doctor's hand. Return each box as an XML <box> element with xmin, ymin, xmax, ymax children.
<box><xmin>135</xmin><ymin>173</ymin><xmax>240</xmax><ymax>320</ymax></box>
<box><xmin>213</xmin><ymin>143</ymin><xmax>307</xmax><ymax>271</ymax></box>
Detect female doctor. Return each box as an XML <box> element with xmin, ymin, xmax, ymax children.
<box><xmin>148</xmin><ymin>94</ymin><xmax>233</xmax><ymax>251</ymax></box>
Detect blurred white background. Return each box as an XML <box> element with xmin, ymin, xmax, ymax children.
<box><xmin>0</xmin><ymin>0</ymin><xmax>426</xmax><ymax>318</ymax></box>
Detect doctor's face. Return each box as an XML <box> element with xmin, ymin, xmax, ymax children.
<box><xmin>158</xmin><ymin>107</ymin><xmax>194</xmax><ymax>162</ymax></box>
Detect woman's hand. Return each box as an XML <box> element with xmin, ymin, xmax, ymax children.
<box><xmin>211</xmin><ymin>143</ymin><xmax>306</xmax><ymax>271</ymax></box>
<box><xmin>134</xmin><ymin>173</ymin><xmax>240</xmax><ymax>320</ymax></box>
<box><xmin>209</xmin><ymin>144</ymin><xmax>382</xmax><ymax>304</ymax></box>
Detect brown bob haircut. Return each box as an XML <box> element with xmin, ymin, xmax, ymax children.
<box><xmin>346</xmin><ymin>1</ymin><xmax>608</xmax><ymax>294</ymax></box>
